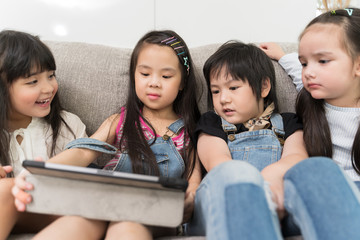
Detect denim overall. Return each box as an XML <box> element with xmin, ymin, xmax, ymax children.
<box><xmin>65</xmin><ymin>118</ymin><xmax>186</xmax><ymax>178</ymax></box>
<box><xmin>187</xmin><ymin>113</ymin><xmax>285</xmax><ymax>238</ymax></box>
<box><xmin>221</xmin><ymin>113</ymin><xmax>285</xmax><ymax>171</ymax></box>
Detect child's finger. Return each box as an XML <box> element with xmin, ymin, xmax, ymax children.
<box><xmin>3</xmin><ymin>165</ymin><xmax>13</xmax><ymax>174</ymax></box>
<box><xmin>14</xmin><ymin>198</ymin><xmax>27</xmax><ymax>212</ymax></box>
<box><xmin>0</xmin><ymin>168</ymin><xmax>6</xmax><ymax>178</ymax></box>
<box><xmin>34</xmin><ymin>157</ymin><xmax>44</xmax><ymax>162</ymax></box>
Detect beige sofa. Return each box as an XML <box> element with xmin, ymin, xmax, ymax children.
<box><xmin>9</xmin><ymin>40</ymin><xmax>301</xmax><ymax>240</ymax></box>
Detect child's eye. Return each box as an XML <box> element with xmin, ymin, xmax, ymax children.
<box><xmin>319</xmin><ymin>59</ymin><xmax>330</xmax><ymax>64</ymax></box>
<box><xmin>163</xmin><ymin>75</ymin><xmax>172</xmax><ymax>79</ymax></box>
<box><xmin>141</xmin><ymin>73</ymin><xmax>149</xmax><ymax>77</ymax></box>
<box><xmin>49</xmin><ymin>73</ymin><xmax>56</xmax><ymax>79</ymax></box>
<box><xmin>211</xmin><ymin>90</ymin><xmax>219</xmax><ymax>94</ymax></box>
<box><xmin>229</xmin><ymin>86</ymin><xmax>239</xmax><ymax>91</ymax></box>
<box><xmin>26</xmin><ymin>79</ymin><xmax>38</xmax><ymax>85</ymax></box>
<box><xmin>300</xmin><ymin>62</ymin><xmax>307</xmax><ymax>67</ymax></box>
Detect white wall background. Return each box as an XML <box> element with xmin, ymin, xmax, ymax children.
<box><xmin>1</xmin><ymin>0</ymin><xmax>318</xmax><ymax>48</ymax></box>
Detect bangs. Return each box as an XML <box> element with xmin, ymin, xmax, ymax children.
<box><xmin>209</xmin><ymin>59</ymin><xmax>249</xmax><ymax>82</ymax></box>
<box><xmin>2</xmin><ymin>35</ymin><xmax>56</xmax><ymax>83</ymax></box>
<box><xmin>19</xmin><ymin>43</ymin><xmax>56</xmax><ymax>78</ymax></box>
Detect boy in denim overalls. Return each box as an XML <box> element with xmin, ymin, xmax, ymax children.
<box><xmin>188</xmin><ymin>41</ymin><xmax>307</xmax><ymax>240</ymax></box>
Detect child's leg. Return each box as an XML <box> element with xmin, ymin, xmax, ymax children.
<box><xmin>33</xmin><ymin>216</ymin><xmax>107</xmax><ymax>240</ymax></box>
<box><xmin>0</xmin><ymin>178</ymin><xmax>18</xmax><ymax>239</ymax></box>
<box><xmin>0</xmin><ymin>178</ymin><xmax>58</xmax><ymax>240</ymax></box>
<box><xmin>284</xmin><ymin>157</ymin><xmax>360</xmax><ymax>240</ymax></box>
<box><xmin>188</xmin><ymin>161</ymin><xmax>282</xmax><ymax>240</ymax></box>
<box><xmin>105</xmin><ymin>221</ymin><xmax>152</xmax><ymax>240</ymax></box>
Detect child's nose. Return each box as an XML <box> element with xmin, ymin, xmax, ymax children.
<box><xmin>220</xmin><ymin>91</ymin><xmax>230</xmax><ymax>103</ymax></box>
<box><xmin>149</xmin><ymin>76</ymin><xmax>160</xmax><ymax>88</ymax></box>
<box><xmin>41</xmin><ymin>79</ymin><xmax>55</xmax><ymax>93</ymax></box>
<box><xmin>303</xmin><ymin>65</ymin><xmax>316</xmax><ymax>79</ymax></box>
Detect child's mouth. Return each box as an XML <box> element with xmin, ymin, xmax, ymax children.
<box><xmin>35</xmin><ymin>99</ymin><xmax>50</xmax><ymax>104</ymax></box>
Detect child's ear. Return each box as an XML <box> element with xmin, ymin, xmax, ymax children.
<box><xmin>355</xmin><ymin>55</ymin><xmax>360</xmax><ymax>77</ymax></box>
<box><xmin>261</xmin><ymin>78</ymin><xmax>271</xmax><ymax>98</ymax></box>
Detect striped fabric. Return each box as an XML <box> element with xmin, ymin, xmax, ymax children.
<box><xmin>325</xmin><ymin>103</ymin><xmax>360</xmax><ymax>181</ymax></box>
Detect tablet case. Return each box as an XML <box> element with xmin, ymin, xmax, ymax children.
<box><xmin>23</xmin><ymin>160</ymin><xmax>187</xmax><ymax>227</ymax></box>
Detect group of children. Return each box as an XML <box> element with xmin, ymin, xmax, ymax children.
<box><xmin>1</xmin><ymin>7</ymin><xmax>360</xmax><ymax>240</ymax></box>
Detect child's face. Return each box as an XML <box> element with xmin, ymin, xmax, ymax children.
<box><xmin>9</xmin><ymin>70</ymin><xmax>58</xmax><ymax>122</ymax></box>
<box><xmin>210</xmin><ymin>67</ymin><xmax>266</xmax><ymax>125</ymax></box>
<box><xmin>135</xmin><ymin>44</ymin><xmax>182</xmax><ymax>114</ymax></box>
<box><xmin>299</xmin><ymin>23</ymin><xmax>360</xmax><ymax>107</ymax></box>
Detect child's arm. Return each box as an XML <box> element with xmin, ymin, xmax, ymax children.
<box><xmin>197</xmin><ymin>133</ymin><xmax>232</xmax><ymax>172</ymax></box>
<box><xmin>12</xmin><ymin>114</ymin><xmax>120</xmax><ymax>211</ymax></box>
<box><xmin>260</xmin><ymin>42</ymin><xmax>303</xmax><ymax>92</ymax></box>
<box><xmin>48</xmin><ymin>113</ymin><xmax>119</xmax><ymax>166</ymax></box>
<box><xmin>183</xmin><ymin>152</ymin><xmax>202</xmax><ymax>223</ymax></box>
<box><xmin>261</xmin><ymin>130</ymin><xmax>308</xmax><ymax>218</ymax></box>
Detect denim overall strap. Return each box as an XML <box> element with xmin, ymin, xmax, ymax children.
<box><xmin>220</xmin><ymin>117</ymin><xmax>237</xmax><ymax>132</ymax></box>
<box><xmin>65</xmin><ymin>138</ymin><xmax>118</xmax><ymax>155</ymax></box>
<box><xmin>220</xmin><ymin>117</ymin><xmax>237</xmax><ymax>141</ymax></box>
<box><xmin>167</xmin><ymin>118</ymin><xmax>185</xmax><ymax>134</ymax></box>
<box><xmin>270</xmin><ymin>113</ymin><xmax>285</xmax><ymax>145</ymax></box>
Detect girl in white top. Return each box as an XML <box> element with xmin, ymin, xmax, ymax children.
<box><xmin>0</xmin><ymin>30</ymin><xmax>86</xmax><ymax>239</ymax></box>
<box><xmin>260</xmin><ymin>8</ymin><xmax>360</xmax><ymax>184</ymax></box>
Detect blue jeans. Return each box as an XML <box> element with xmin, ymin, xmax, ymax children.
<box><xmin>188</xmin><ymin>157</ymin><xmax>360</xmax><ymax>240</ymax></box>
<box><xmin>284</xmin><ymin>157</ymin><xmax>360</xmax><ymax>240</ymax></box>
<box><xmin>188</xmin><ymin>160</ymin><xmax>282</xmax><ymax>240</ymax></box>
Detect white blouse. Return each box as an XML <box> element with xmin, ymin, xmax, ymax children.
<box><xmin>8</xmin><ymin>111</ymin><xmax>87</xmax><ymax>176</ymax></box>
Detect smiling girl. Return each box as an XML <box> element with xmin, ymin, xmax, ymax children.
<box><xmin>0</xmin><ymin>30</ymin><xmax>87</xmax><ymax>239</ymax></box>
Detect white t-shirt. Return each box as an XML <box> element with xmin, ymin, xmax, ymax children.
<box><xmin>8</xmin><ymin>111</ymin><xmax>87</xmax><ymax>176</ymax></box>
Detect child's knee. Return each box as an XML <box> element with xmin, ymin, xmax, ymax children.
<box><xmin>204</xmin><ymin>160</ymin><xmax>263</xmax><ymax>187</ymax></box>
<box><xmin>106</xmin><ymin>221</ymin><xmax>152</xmax><ymax>240</ymax></box>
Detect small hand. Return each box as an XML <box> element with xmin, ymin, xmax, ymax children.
<box><xmin>0</xmin><ymin>165</ymin><xmax>13</xmax><ymax>179</ymax></box>
<box><xmin>183</xmin><ymin>191</ymin><xmax>195</xmax><ymax>223</ymax></box>
<box><xmin>11</xmin><ymin>157</ymin><xmax>43</xmax><ymax>211</ymax></box>
<box><xmin>269</xmin><ymin>180</ymin><xmax>286</xmax><ymax>219</ymax></box>
<box><xmin>12</xmin><ymin>169</ymin><xmax>33</xmax><ymax>212</ymax></box>
<box><xmin>259</xmin><ymin>42</ymin><xmax>285</xmax><ymax>61</ymax></box>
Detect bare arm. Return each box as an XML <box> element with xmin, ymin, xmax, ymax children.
<box><xmin>12</xmin><ymin>114</ymin><xmax>120</xmax><ymax>211</ymax></box>
<box><xmin>48</xmin><ymin>114</ymin><xmax>120</xmax><ymax>167</ymax></box>
<box><xmin>261</xmin><ymin>130</ymin><xmax>308</xmax><ymax>218</ymax></box>
<box><xmin>197</xmin><ymin>133</ymin><xmax>232</xmax><ymax>172</ymax></box>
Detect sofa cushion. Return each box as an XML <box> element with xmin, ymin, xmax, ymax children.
<box><xmin>45</xmin><ymin>41</ymin><xmax>298</xmax><ymax>165</ymax></box>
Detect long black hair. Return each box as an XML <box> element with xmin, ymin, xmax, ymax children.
<box><xmin>296</xmin><ymin>8</ymin><xmax>360</xmax><ymax>174</ymax></box>
<box><xmin>121</xmin><ymin>30</ymin><xmax>200</xmax><ymax>178</ymax></box>
<box><xmin>0</xmin><ymin>30</ymin><xmax>74</xmax><ymax>173</ymax></box>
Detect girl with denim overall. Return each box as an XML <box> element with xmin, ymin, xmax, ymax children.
<box><xmin>13</xmin><ymin>30</ymin><xmax>201</xmax><ymax>240</ymax></box>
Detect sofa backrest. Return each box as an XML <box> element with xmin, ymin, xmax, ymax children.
<box><xmin>46</xmin><ymin>41</ymin><xmax>298</xmax><ymax>138</ymax></box>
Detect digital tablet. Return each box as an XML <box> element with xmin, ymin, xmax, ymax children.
<box><xmin>22</xmin><ymin>160</ymin><xmax>188</xmax><ymax>192</ymax></box>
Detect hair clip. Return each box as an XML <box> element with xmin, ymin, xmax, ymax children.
<box><xmin>331</xmin><ymin>10</ymin><xmax>336</xmax><ymax>15</ymax></box>
<box><xmin>345</xmin><ymin>8</ymin><xmax>353</xmax><ymax>16</ymax></box>
<box><xmin>161</xmin><ymin>36</ymin><xmax>174</xmax><ymax>43</ymax></box>
<box><xmin>161</xmin><ymin>36</ymin><xmax>190</xmax><ymax>74</ymax></box>
<box><xmin>183</xmin><ymin>56</ymin><xmax>190</xmax><ymax>73</ymax></box>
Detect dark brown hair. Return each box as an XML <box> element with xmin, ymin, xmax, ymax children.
<box><xmin>121</xmin><ymin>30</ymin><xmax>200</xmax><ymax>178</ymax></box>
<box><xmin>296</xmin><ymin>8</ymin><xmax>360</xmax><ymax>174</ymax></box>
